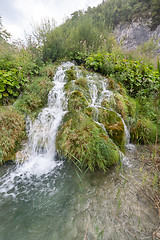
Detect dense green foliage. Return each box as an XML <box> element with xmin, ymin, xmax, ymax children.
<box><xmin>85</xmin><ymin>52</ymin><xmax>160</xmax><ymax>122</ymax></box>
<box><xmin>0</xmin><ymin>40</ymin><xmax>41</xmax><ymax>104</ymax></box>
<box><xmin>0</xmin><ymin>18</ymin><xmax>44</xmax><ymax>104</ymax></box>
<box><xmin>0</xmin><ymin>63</ymin><xmax>55</xmax><ymax>162</ymax></box>
<box><xmin>87</xmin><ymin>0</ymin><xmax>160</xmax><ymax>30</ymax></box>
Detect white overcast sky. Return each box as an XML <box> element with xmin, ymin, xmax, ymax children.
<box><xmin>0</xmin><ymin>0</ymin><xmax>103</xmax><ymax>41</ymax></box>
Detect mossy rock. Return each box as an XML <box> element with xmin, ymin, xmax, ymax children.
<box><xmin>56</xmin><ymin>112</ymin><xmax>120</xmax><ymax>172</ymax></box>
<box><xmin>64</xmin><ymin>81</ymin><xmax>75</xmax><ymax>93</ymax></box>
<box><xmin>84</xmin><ymin>106</ymin><xmax>98</xmax><ymax>118</ymax></box>
<box><xmin>101</xmin><ymin>95</ymin><xmax>115</xmax><ymax>110</ymax></box>
<box><xmin>75</xmin><ymin>77</ymin><xmax>88</xmax><ymax>89</ymax></box>
<box><xmin>65</xmin><ymin>67</ymin><xmax>77</xmax><ymax>82</ymax></box>
<box><xmin>64</xmin><ymin>77</ymin><xmax>91</xmax><ymax>101</ymax></box>
<box><xmin>68</xmin><ymin>91</ymin><xmax>89</xmax><ymax>111</ymax></box>
<box><xmin>108</xmin><ymin>78</ymin><xmax>116</xmax><ymax>90</ymax></box>
<box><xmin>113</xmin><ymin>92</ymin><xmax>137</xmax><ymax>122</ymax></box>
<box><xmin>98</xmin><ymin>108</ymin><xmax>125</xmax><ymax>152</ymax></box>
<box><xmin>116</xmin><ymin>83</ymin><xmax>128</xmax><ymax>96</ymax></box>
<box><xmin>130</xmin><ymin>118</ymin><xmax>157</xmax><ymax>144</ymax></box>
<box><xmin>113</xmin><ymin>93</ymin><xmax>128</xmax><ymax>120</ymax></box>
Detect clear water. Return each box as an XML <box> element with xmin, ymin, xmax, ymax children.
<box><xmin>0</xmin><ymin>148</ymin><xmax>159</xmax><ymax>240</ymax></box>
<box><xmin>0</xmin><ymin>63</ymin><xmax>159</xmax><ymax>240</ymax></box>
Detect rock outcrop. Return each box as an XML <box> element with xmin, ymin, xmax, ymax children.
<box><xmin>114</xmin><ymin>18</ymin><xmax>160</xmax><ymax>52</ymax></box>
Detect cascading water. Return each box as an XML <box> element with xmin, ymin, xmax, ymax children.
<box><xmin>18</xmin><ymin>62</ymin><xmax>73</xmax><ymax>175</ymax></box>
<box><xmin>86</xmin><ymin>73</ymin><xmax>131</xmax><ymax>146</ymax></box>
<box><xmin>0</xmin><ymin>62</ymin><xmax>73</xmax><ymax>196</ymax></box>
<box><xmin>0</xmin><ymin>62</ymin><xmax>159</xmax><ymax>240</ymax></box>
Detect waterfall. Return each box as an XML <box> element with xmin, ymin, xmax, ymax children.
<box><xmin>0</xmin><ymin>62</ymin><xmax>73</xmax><ymax>197</ymax></box>
<box><xmin>0</xmin><ymin>62</ymin><xmax>131</xmax><ymax>197</ymax></box>
<box><xmin>0</xmin><ymin>63</ymin><xmax>157</xmax><ymax>240</ymax></box>
<box><xmin>20</xmin><ymin>62</ymin><xmax>74</xmax><ymax>175</ymax></box>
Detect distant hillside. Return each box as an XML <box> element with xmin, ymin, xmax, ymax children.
<box><xmin>86</xmin><ymin>0</ymin><xmax>160</xmax><ymax>51</ymax></box>
<box><xmin>86</xmin><ymin>0</ymin><xmax>160</xmax><ymax>30</ymax></box>
<box><xmin>32</xmin><ymin>0</ymin><xmax>160</xmax><ymax>62</ymax></box>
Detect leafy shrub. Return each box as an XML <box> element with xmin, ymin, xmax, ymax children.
<box><xmin>0</xmin><ymin>40</ymin><xmax>40</xmax><ymax>103</ymax></box>
<box><xmin>85</xmin><ymin>52</ymin><xmax>160</xmax><ymax>99</ymax></box>
<box><xmin>85</xmin><ymin>53</ymin><xmax>104</xmax><ymax>71</ymax></box>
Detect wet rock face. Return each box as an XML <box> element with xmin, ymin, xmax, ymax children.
<box><xmin>114</xmin><ymin>18</ymin><xmax>160</xmax><ymax>52</ymax></box>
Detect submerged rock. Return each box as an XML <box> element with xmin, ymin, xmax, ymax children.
<box><xmin>56</xmin><ymin>112</ymin><xmax>120</xmax><ymax>172</ymax></box>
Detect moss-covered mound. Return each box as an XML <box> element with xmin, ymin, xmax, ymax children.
<box><xmin>65</xmin><ymin>67</ymin><xmax>77</xmax><ymax>82</ymax></box>
<box><xmin>101</xmin><ymin>89</ymin><xmax>137</xmax><ymax>124</ymax></box>
<box><xmin>56</xmin><ymin>112</ymin><xmax>120</xmax><ymax>171</ymax></box>
<box><xmin>68</xmin><ymin>91</ymin><xmax>89</xmax><ymax>111</ymax></box>
<box><xmin>64</xmin><ymin>77</ymin><xmax>91</xmax><ymax>101</ymax></box>
<box><xmin>75</xmin><ymin>77</ymin><xmax>88</xmax><ymax>89</ymax></box>
<box><xmin>0</xmin><ymin>107</ymin><xmax>26</xmax><ymax>164</ymax></box>
<box><xmin>98</xmin><ymin>108</ymin><xmax>125</xmax><ymax>151</ymax></box>
<box><xmin>113</xmin><ymin>93</ymin><xmax>137</xmax><ymax>121</ymax></box>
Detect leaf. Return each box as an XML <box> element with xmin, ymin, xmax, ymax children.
<box><xmin>3</xmin><ymin>92</ymin><xmax>9</xmax><ymax>97</ymax></box>
<box><xmin>7</xmin><ymin>87</ymin><xmax>13</xmax><ymax>94</ymax></box>
<box><xmin>13</xmin><ymin>91</ymin><xmax>19</xmax><ymax>97</ymax></box>
<box><xmin>3</xmin><ymin>72</ymin><xmax>12</xmax><ymax>77</ymax></box>
<box><xmin>0</xmin><ymin>84</ymin><xmax>5</xmax><ymax>92</ymax></box>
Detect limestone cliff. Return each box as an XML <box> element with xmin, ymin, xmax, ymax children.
<box><xmin>114</xmin><ymin>18</ymin><xmax>160</xmax><ymax>52</ymax></box>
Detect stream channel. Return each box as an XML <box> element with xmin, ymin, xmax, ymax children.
<box><xmin>0</xmin><ymin>62</ymin><xmax>159</xmax><ymax>240</ymax></box>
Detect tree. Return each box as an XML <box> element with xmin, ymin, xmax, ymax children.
<box><xmin>32</xmin><ymin>18</ymin><xmax>56</xmax><ymax>46</ymax></box>
<box><xmin>0</xmin><ymin>17</ymin><xmax>11</xmax><ymax>41</ymax></box>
